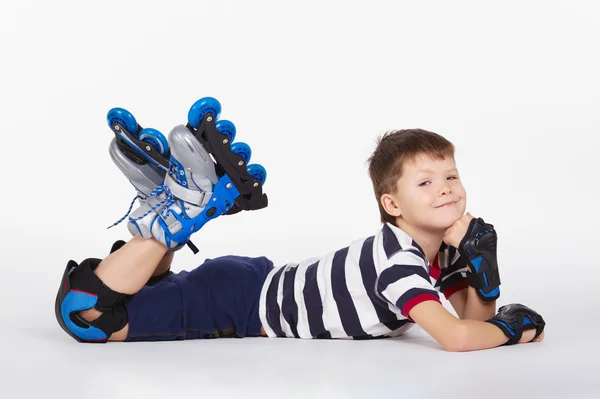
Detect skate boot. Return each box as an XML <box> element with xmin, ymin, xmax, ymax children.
<box><xmin>126</xmin><ymin>97</ymin><xmax>268</xmax><ymax>250</ymax></box>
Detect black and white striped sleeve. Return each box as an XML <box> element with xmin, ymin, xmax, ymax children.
<box><xmin>376</xmin><ymin>251</ymin><xmax>441</xmax><ymax>320</ymax></box>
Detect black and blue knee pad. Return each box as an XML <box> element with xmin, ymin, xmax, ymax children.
<box><xmin>486</xmin><ymin>303</ymin><xmax>545</xmax><ymax>345</ymax></box>
<box><xmin>55</xmin><ymin>258</ymin><xmax>129</xmax><ymax>343</ymax></box>
<box><xmin>459</xmin><ymin>217</ymin><xmax>501</xmax><ymax>301</ymax></box>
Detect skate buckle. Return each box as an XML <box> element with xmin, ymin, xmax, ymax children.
<box><xmin>166</xmin><ymin>174</ymin><xmax>241</xmax><ymax>244</ymax></box>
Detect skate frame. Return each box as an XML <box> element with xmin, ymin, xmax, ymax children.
<box><xmin>186</xmin><ymin>114</ymin><xmax>268</xmax><ymax>214</ymax></box>
<box><xmin>110</xmin><ymin>122</ymin><xmax>171</xmax><ymax>173</ymax></box>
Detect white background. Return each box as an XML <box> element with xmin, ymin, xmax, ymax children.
<box><xmin>0</xmin><ymin>1</ymin><xmax>598</xmax><ymax>398</ymax></box>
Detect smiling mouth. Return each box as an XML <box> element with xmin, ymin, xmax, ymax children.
<box><xmin>436</xmin><ymin>201</ymin><xmax>457</xmax><ymax>208</ymax></box>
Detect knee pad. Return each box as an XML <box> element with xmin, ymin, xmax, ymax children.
<box><xmin>55</xmin><ymin>258</ymin><xmax>130</xmax><ymax>343</ymax></box>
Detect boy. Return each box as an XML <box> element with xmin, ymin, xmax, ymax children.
<box><xmin>55</xmin><ymin>99</ymin><xmax>545</xmax><ymax>351</ymax></box>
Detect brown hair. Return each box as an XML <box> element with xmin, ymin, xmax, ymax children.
<box><xmin>367</xmin><ymin>129</ymin><xmax>455</xmax><ymax>225</ymax></box>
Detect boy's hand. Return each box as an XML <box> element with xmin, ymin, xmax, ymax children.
<box><xmin>443</xmin><ymin>212</ymin><xmax>475</xmax><ymax>249</ymax></box>
<box><xmin>519</xmin><ymin>329</ymin><xmax>545</xmax><ymax>344</ymax></box>
<box><xmin>486</xmin><ymin>303</ymin><xmax>546</xmax><ymax>345</ymax></box>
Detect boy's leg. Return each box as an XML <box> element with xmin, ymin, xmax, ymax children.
<box><xmin>153</xmin><ymin>251</ymin><xmax>175</xmax><ymax>277</ymax></box>
<box><xmin>95</xmin><ymin>235</ymin><xmax>167</xmax><ymax>295</ymax></box>
<box><xmin>56</xmin><ymin>97</ymin><xmax>269</xmax><ymax>343</ymax></box>
<box><xmin>79</xmin><ymin>236</ymin><xmax>168</xmax><ymax>341</ymax></box>
<box><xmin>109</xmin><ymin>240</ymin><xmax>174</xmax><ymax>278</ymax></box>
<box><xmin>55</xmin><ymin>236</ymin><xmax>168</xmax><ymax>343</ymax></box>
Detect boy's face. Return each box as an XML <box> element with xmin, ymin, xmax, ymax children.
<box><xmin>384</xmin><ymin>154</ymin><xmax>467</xmax><ymax>231</ymax></box>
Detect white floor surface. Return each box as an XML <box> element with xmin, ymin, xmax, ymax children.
<box><xmin>1</xmin><ymin>267</ymin><xmax>598</xmax><ymax>399</ymax></box>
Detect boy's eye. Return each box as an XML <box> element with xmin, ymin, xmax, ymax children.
<box><xmin>419</xmin><ymin>181</ymin><xmax>430</xmax><ymax>187</ymax></box>
<box><xmin>447</xmin><ymin>175</ymin><xmax>458</xmax><ymax>180</ymax></box>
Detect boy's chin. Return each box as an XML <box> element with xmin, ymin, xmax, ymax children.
<box><xmin>429</xmin><ymin>214</ymin><xmax>462</xmax><ymax>230</ymax></box>
<box><xmin>427</xmin><ymin>222</ymin><xmax>455</xmax><ymax>232</ymax></box>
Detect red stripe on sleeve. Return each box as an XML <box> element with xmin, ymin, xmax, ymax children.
<box><xmin>402</xmin><ymin>293</ymin><xmax>441</xmax><ymax>321</ymax></box>
<box><xmin>429</xmin><ymin>255</ymin><xmax>441</xmax><ymax>280</ymax></box>
<box><xmin>443</xmin><ymin>280</ymin><xmax>469</xmax><ymax>300</ymax></box>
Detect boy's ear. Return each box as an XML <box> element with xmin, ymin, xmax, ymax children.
<box><xmin>380</xmin><ymin>193</ymin><xmax>402</xmax><ymax>218</ymax></box>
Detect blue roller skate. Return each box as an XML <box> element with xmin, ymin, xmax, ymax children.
<box><xmin>105</xmin><ymin>107</ymin><xmax>199</xmax><ymax>252</ymax></box>
<box><xmin>126</xmin><ymin>97</ymin><xmax>268</xmax><ymax>250</ymax></box>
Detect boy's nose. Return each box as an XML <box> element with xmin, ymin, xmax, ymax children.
<box><xmin>439</xmin><ymin>184</ymin><xmax>452</xmax><ymax>195</ymax></box>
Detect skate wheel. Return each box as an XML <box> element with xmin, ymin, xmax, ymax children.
<box><xmin>247</xmin><ymin>164</ymin><xmax>267</xmax><ymax>185</ymax></box>
<box><xmin>138</xmin><ymin>128</ymin><xmax>169</xmax><ymax>156</ymax></box>
<box><xmin>216</xmin><ymin>120</ymin><xmax>237</xmax><ymax>142</ymax></box>
<box><xmin>188</xmin><ymin>97</ymin><xmax>222</xmax><ymax>128</ymax></box>
<box><xmin>107</xmin><ymin>107</ymin><xmax>138</xmax><ymax>134</ymax></box>
<box><xmin>231</xmin><ymin>142</ymin><xmax>251</xmax><ymax>164</ymax></box>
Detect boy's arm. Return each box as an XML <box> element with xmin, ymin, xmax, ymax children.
<box><xmin>463</xmin><ymin>282</ymin><xmax>496</xmax><ymax>320</ymax></box>
<box><xmin>378</xmin><ymin>244</ymin><xmax>543</xmax><ymax>351</ymax></box>
<box><xmin>447</xmin><ymin>289</ymin><xmax>467</xmax><ymax>318</ymax></box>
<box><xmin>409</xmin><ymin>300</ymin><xmax>544</xmax><ymax>352</ymax></box>
<box><xmin>446</xmin><ymin>274</ymin><xmax>496</xmax><ymax>320</ymax></box>
<box><xmin>410</xmin><ymin>301</ymin><xmax>505</xmax><ymax>351</ymax></box>
<box><xmin>436</xmin><ymin>256</ymin><xmax>491</xmax><ymax>320</ymax></box>
<box><xmin>448</xmin><ymin>287</ymin><xmax>496</xmax><ymax>321</ymax></box>
<box><xmin>443</xmin><ymin>214</ymin><xmax>501</xmax><ymax>320</ymax></box>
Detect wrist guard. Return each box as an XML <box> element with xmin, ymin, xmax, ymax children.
<box><xmin>459</xmin><ymin>217</ymin><xmax>501</xmax><ymax>301</ymax></box>
<box><xmin>486</xmin><ymin>303</ymin><xmax>546</xmax><ymax>345</ymax></box>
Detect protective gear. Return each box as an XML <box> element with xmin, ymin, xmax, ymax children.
<box><xmin>459</xmin><ymin>217</ymin><xmax>501</xmax><ymax>301</ymax></box>
<box><xmin>486</xmin><ymin>303</ymin><xmax>546</xmax><ymax>345</ymax></box>
<box><xmin>55</xmin><ymin>258</ymin><xmax>129</xmax><ymax>343</ymax></box>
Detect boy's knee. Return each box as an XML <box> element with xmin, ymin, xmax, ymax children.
<box><xmin>55</xmin><ymin>258</ymin><xmax>130</xmax><ymax>343</ymax></box>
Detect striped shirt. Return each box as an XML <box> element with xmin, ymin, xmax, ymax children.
<box><xmin>258</xmin><ymin>222</ymin><xmax>470</xmax><ymax>339</ymax></box>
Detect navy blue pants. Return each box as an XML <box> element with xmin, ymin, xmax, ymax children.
<box><xmin>124</xmin><ymin>255</ymin><xmax>274</xmax><ymax>342</ymax></box>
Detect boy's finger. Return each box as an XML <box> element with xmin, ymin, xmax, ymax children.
<box><xmin>532</xmin><ymin>331</ymin><xmax>545</xmax><ymax>342</ymax></box>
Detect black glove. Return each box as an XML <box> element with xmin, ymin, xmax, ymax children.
<box><xmin>486</xmin><ymin>303</ymin><xmax>546</xmax><ymax>345</ymax></box>
<box><xmin>458</xmin><ymin>217</ymin><xmax>500</xmax><ymax>301</ymax></box>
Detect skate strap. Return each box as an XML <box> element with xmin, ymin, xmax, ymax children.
<box><xmin>165</xmin><ymin>173</ymin><xmax>212</xmax><ymax>207</ymax></box>
<box><xmin>145</xmin><ymin>195</ymin><xmax>182</xmax><ymax>232</ymax></box>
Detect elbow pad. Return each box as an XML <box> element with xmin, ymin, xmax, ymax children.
<box><xmin>459</xmin><ymin>217</ymin><xmax>501</xmax><ymax>302</ymax></box>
